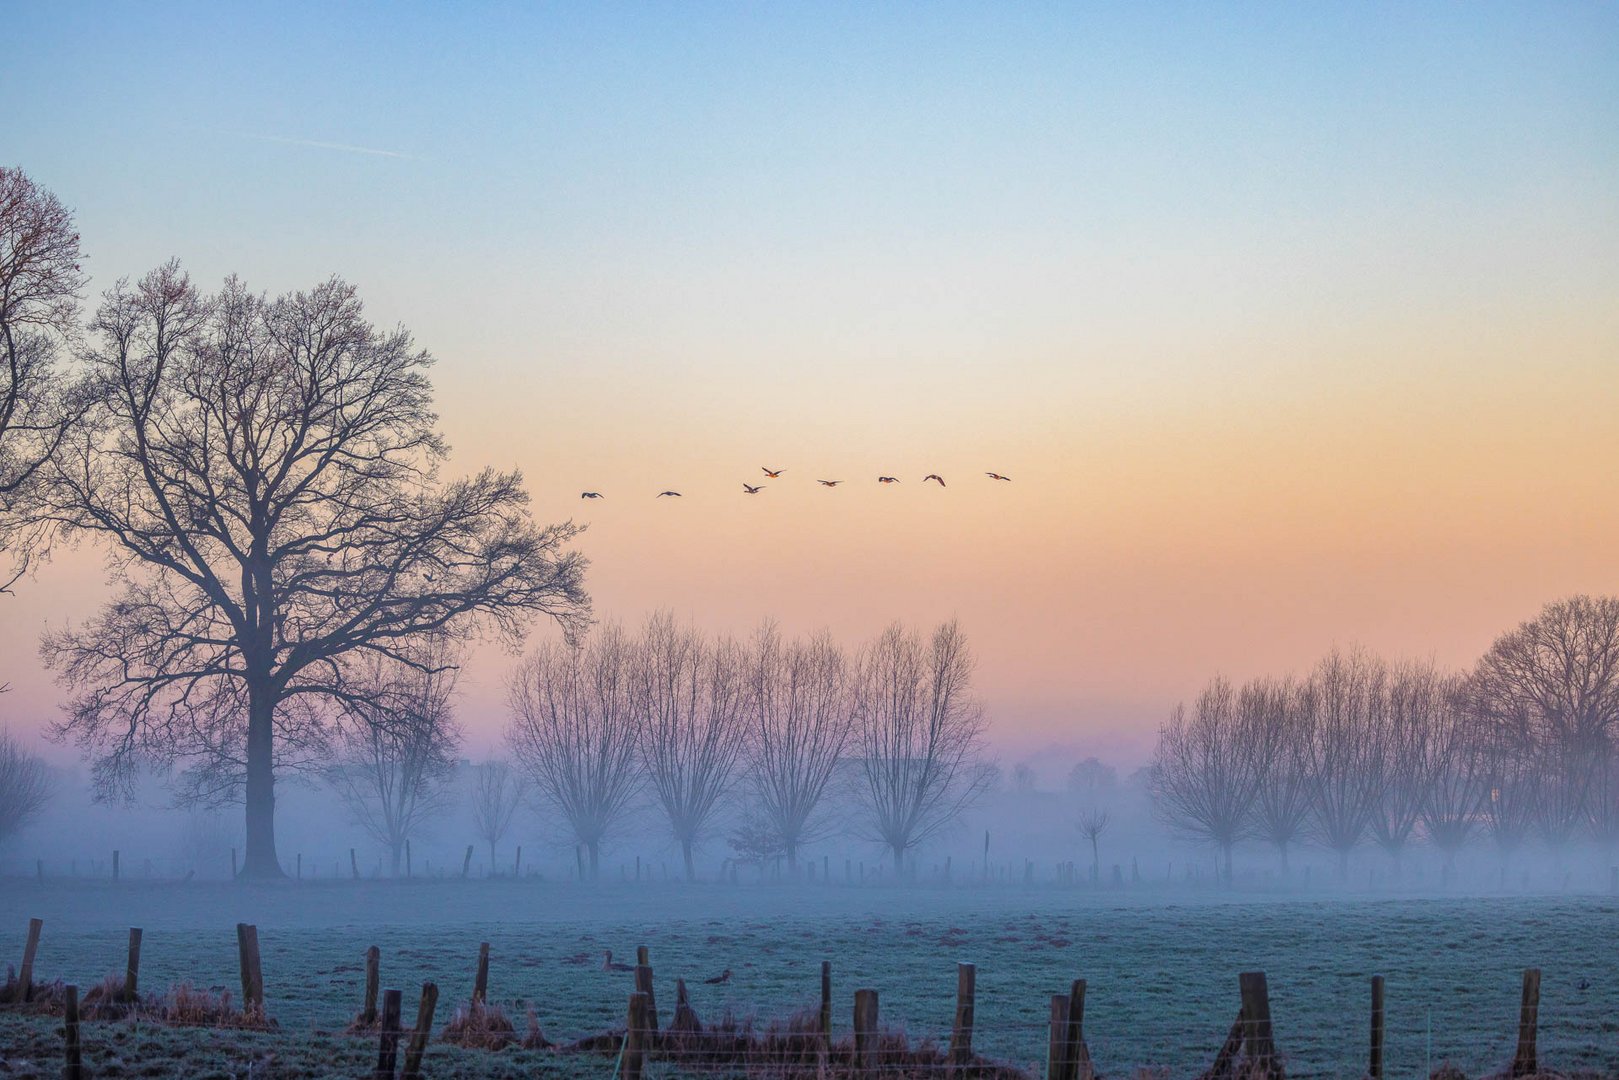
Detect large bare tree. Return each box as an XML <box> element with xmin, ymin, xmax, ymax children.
<box><xmin>1417</xmin><ymin>676</ymin><xmax>1487</xmax><ymax>878</ymax></box>
<box><xmin>851</xmin><ymin>620</ymin><xmax>990</xmax><ymax>872</ymax></box>
<box><xmin>1303</xmin><ymin>648</ymin><xmax>1387</xmax><ymax>878</ymax></box>
<box><xmin>326</xmin><ymin>648</ymin><xmax>463</xmax><ymax>874</ymax></box>
<box><xmin>1151</xmin><ymin>677</ymin><xmax>1262</xmax><ymax>881</ymax></box>
<box><xmin>1369</xmin><ymin>660</ymin><xmax>1437</xmax><ymax>870</ymax></box>
<box><xmin>742</xmin><ymin>624</ymin><xmax>852</xmax><ymax>870</ymax></box>
<box><xmin>0</xmin><ymin>167</ymin><xmax>87</xmax><ymax>595</ymax></box>
<box><xmin>1245</xmin><ymin>676</ymin><xmax>1313</xmax><ymax>872</ymax></box>
<box><xmin>507</xmin><ymin>625</ymin><xmax>641</xmax><ymax>879</ymax></box>
<box><xmin>634</xmin><ymin>613</ymin><xmax>748</xmax><ymax>880</ymax></box>
<box><xmin>469</xmin><ymin>759</ymin><xmax>528</xmax><ymax>875</ymax></box>
<box><xmin>0</xmin><ymin>726</ymin><xmax>51</xmax><ymax>845</ymax></box>
<box><xmin>37</xmin><ymin>264</ymin><xmax>589</xmax><ymax>876</ymax></box>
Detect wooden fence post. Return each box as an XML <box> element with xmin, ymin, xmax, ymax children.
<box><xmin>624</xmin><ymin>992</ymin><xmax>649</xmax><ymax>1080</ymax></box>
<box><xmin>363</xmin><ymin>945</ymin><xmax>381</xmax><ymax>1025</ymax></box>
<box><xmin>63</xmin><ymin>983</ymin><xmax>84</xmax><ymax>1080</ymax></box>
<box><xmin>515</xmin><ymin>846</ymin><xmax>522</xmax><ymax>877</ymax></box>
<box><xmin>112</xmin><ymin>849</ymin><xmax>120</xmax><ymax>881</ymax></box>
<box><xmin>1047</xmin><ymin>994</ymin><xmax>1071</xmax><ymax>1080</ymax></box>
<box><xmin>820</xmin><ymin>960</ymin><xmax>833</xmax><ymax>1047</ymax></box>
<box><xmin>1511</xmin><ymin>968</ymin><xmax>1541</xmax><ymax>1077</ymax></box>
<box><xmin>400</xmin><ymin>981</ymin><xmax>439</xmax><ymax>1080</ymax></box>
<box><xmin>296</xmin><ymin>853</ymin><xmax>302</xmax><ymax>880</ymax></box>
<box><xmin>35</xmin><ymin>859</ymin><xmax>43</xmax><ymax>884</ymax></box>
<box><xmin>473</xmin><ymin>942</ymin><xmax>490</xmax><ymax>1005</ymax></box>
<box><xmin>949</xmin><ymin>962</ymin><xmax>976</xmax><ymax>1065</ymax></box>
<box><xmin>1369</xmin><ymin>975</ymin><xmax>1385</xmax><ymax>1080</ymax></box>
<box><xmin>236</xmin><ymin>923</ymin><xmax>264</xmax><ymax>1013</ymax></box>
<box><xmin>405</xmin><ymin>838</ymin><xmax>412</xmax><ymax>877</ymax></box>
<box><xmin>1066</xmin><ymin>978</ymin><xmax>1092</xmax><ymax>1080</ymax></box>
<box><xmin>1239</xmin><ymin>971</ymin><xmax>1275</xmax><ymax>1076</ymax></box>
<box><xmin>635</xmin><ymin>963</ymin><xmax>660</xmax><ymax>1031</ymax></box>
<box><xmin>124</xmin><ymin>927</ymin><xmax>143</xmax><ymax>1001</ymax></box>
<box><xmin>462</xmin><ymin>845</ymin><xmax>474</xmax><ymax>878</ymax></box>
<box><xmin>18</xmin><ymin>917</ymin><xmax>42</xmax><ymax>1002</ymax></box>
<box><xmin>374</xmin><ymin>987</ymin><xmax>403</xmax><ymax>1079</ymax></box>
<box><xmin>231</xmin><ymin>847</ymin><xmax>238</xmax><ymax>879</ymax></box>
<box><xmin>351</xmin><ymin>848</ymin><xmax>360</xmax><ymax>880</ymax></box>
<box><xmin>854</xmin><ymin>989</ymin><xmax>879</xmax><ymax>1076</ymax></box>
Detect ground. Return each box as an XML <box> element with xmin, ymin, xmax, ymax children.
<box><xmin>0</xmin><ymin>879</ymin><xmax>1614</xmax><ymax>1078</ymax></box>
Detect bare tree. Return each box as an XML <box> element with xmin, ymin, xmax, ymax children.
<box><xmin>634</xmin><ymin>612</ymin><xmax>748</xmax><ymax>880</ymax></box>
<box><xmin>326</xmin><ymin>648</ymin><xmax>463</xmax><ymax>875</ymax></box>
<box><xmin>1066</xmin><ymin>757</ymin><xmax>1117</xmax><ymax>801</ymax></box>
<box><xmin>36</xmin><ymin>265</ymin><xmax>588</xmax><ymax>876</ymax></box>
<box><xmin>0</xmin><ymin>726</ymin><xmax>51</xmax><ymax>845</ymax></box>
<box><xmin>742</xmin><ymin>624</ymin><xmax>853</xmax><ymax>870</ymax></box>
<box><xmin>0</xmin><ymin>167</ymin><xmax>87</xmax><ymax>596</ymax></box>
<box><xmin>851</xmin><ymin>620</ymin><xmax>991</xmax><ymax>872</ymax></box>
<box><xmin>470</xmin><ymin>759</ymin><xmax>528</xmax><ymax>875</ymax></box>
<box><xmin>507</xmin><ymin>625</ymin><xmax>640</xmax><ymax>879</ymax></box>
<box><xmin>1369</xmin><ymin>660</ymin><xmax>1437</xmax><ymax>871</ymax></box>
<box><xmin>1245</xmin><ymin>676</ymin><xmax>1312</xmax><ymax>872</ymax></box>
<box><xmin>1418</xmin><ymin>676</ymin><xmax>1488</xmax><ymax>879</ymax></box>
<box><xmin>1011</xmin><ymin>763</ymin><xmax>1037</xmax><ymax>794</ymax></box>
<box><xmin>1150</xmin><ymin>677</ymin><xmax>1261</xmax><ymax>881</ymax></box>
<box><xmin>1304</xmin><ymin>648</ymin><xmax>1387</xmax><ymax>879</ymax></box>
<box><xmin>1077</xmin><ymin>806</ymin><xmax>1109</xmax><ymax>881</ymax></box>
<box><xmin>1473</xmin><ymin>595</ymin><xmax>1619</xmax><ymax>849</ymax></box>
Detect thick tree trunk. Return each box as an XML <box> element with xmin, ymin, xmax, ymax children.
<box><xmin>242</xmin><ymin>685</ymin><xmax>283</xmax><ymax>878</ymax></box>
<box><xmin>681</xmin><ymin>840</ymin><xmax>696</xmax><ymax>882</ymax></box>
<box><xmin>785</xmin><ymin>843</ymin><xmax>799</xmax><ymax>874</ymax></box>
<box><xmin>587</xmin><ymin>840</ymin><xmax>600</xmax><ymax>880</ymax></box>
<box><xmin>891</xmin><ymin>842</ymin><xmax>906</xmax><ymax>874</ymax></box>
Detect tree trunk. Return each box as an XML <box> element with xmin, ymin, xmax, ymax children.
<box><xmin>785</xmin><ymin>843</ymin><xmax>799</xmax><ymax>874</ymax></box>
<box><xmin>489</xmin><ymin>841</ymin><xmax>497</xmax><ymax>875</ymax></box>
<box><xmin>891</xmin><ymin>842</ymin><xmax>906</xmax><ymax>874</ymax></box>
<box><xmin>681</xmin><ymin>840</ymin><xmax>696</xmax><ymax>882</ymax></box>
<box><xmin>390</xmin><ymin>842</ymin><xmax>404</xmax><ymax>876</ymax></box>
<box><xmin>587</xmin><ymin>840</ymin><xmax>600</xmax><ymax>880</ymax></box>
<box><xmin>242</xmin><ymin>685</ymin><xmax>284</xmax><ymax>878</ymax></box>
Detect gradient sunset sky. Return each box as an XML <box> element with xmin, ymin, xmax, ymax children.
<box><xmin>3</xmin><ymin>2</ymin><xmax>1616</xmax><ymax>767</ymax></box>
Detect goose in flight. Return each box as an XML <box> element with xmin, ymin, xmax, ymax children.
<box><xmin>657</xmin><ymin>491</ymin><xmax>682</xmax><ymax>498</ymax></box>
<box><xmin>580</xmin><ymin>491</ymin><xmax>604</xmax><ymax>499</ymax></box>
<box><xmin>877</xmin><ymin>476</ymin><xmax>900</xmax><ymax>484</ymax></box>
<box><xmin>985</xmin><ymin>472</ymin><xmax>1011</xmax><ymax>482</ymax></box>
<box><xmin>703</xmin><ymin>969</ymin><xmax>733</xmax><ymax>985</ymax></box>
<box><xmin>602</xmin><ymin>950</ymin><xmax>634</xmax><ymax>972</ymax></box>
<box><xmin>924</xmin><ymin>474</ymin><xmax>946</xmax><ymax>487</ymax></box>
<box><xmin>817</xmin><ymin>480</ymin><xmax>842</xmax><ymax>487</ymax></box>
<box><xmin>761</xmin><ymin>467</ymin><xmax>784</xmax><ymax>478</ymax></box>
<box><xmin>743</xmin><ymin>483</ymin><xmax>764</xmax><ymax>494</ymax></box>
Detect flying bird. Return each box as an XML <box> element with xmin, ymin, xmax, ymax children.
<box><xmin>761</xmin><ymin>467</ymin><xmax>784</xmax><ymax>478</ymax></box>
<box><xmin>877</xmin><ymin>476</ymin><xmax>900</xmax><ymax>484</ymax></box>
<box><xmin>657</xmin><ymin>491</ymin><xmax>682</xmax><ymax>498</ymax></box>
<box><xmin>924</xmin><ymin>474</ymin><xmax>946</xmax><ymax>487</ymax></box>
<box><xmin>985</xmin><ymin>472</ymin><xmax>1011</xmax><ymax>482</ymax></box>
<box><xmin>602</xmin><ymin>951</ymin><xmax>634</xmax><ymax>972</ymax></box>
<box><xmin>580</xmin><ymin>492</ymin><xmax>604</xmax><ymax>499</ymax></box>
<box><xmin>742</xmin><ymin>483</ymin><xmax>764</xmax><ymax>494</ymax></box>
<box><xmin>703</xmin><ymin>969</ymin><xmax>733</xmax><ymax>985</ymax></box>
<box><xmin>817</xmin><ymin>480</ymin><xmax>842</xmax><ymax>487</ymax></box>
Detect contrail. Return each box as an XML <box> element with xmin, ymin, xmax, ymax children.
<box><xmin>235</xmin><ymin>132</ymin><xmax>414</xmax><ymax>159</ymax></box>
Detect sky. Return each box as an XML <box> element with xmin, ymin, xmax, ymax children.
<box><xmin>2</xmin><ymin>2</ymin><xmax>1616</xmax><ymax>768</ymax></box>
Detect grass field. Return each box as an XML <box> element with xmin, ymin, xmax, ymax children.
<box><xmin>1</xmin><ymin>880</ymin><xmax>1614</xmax><ymax>1078</ymax></box>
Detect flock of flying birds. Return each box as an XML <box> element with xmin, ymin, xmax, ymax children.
<box><xmin>579</xmin><ymin>467</ymin><xmax>1013</xmax><ymax>500</ymax></box>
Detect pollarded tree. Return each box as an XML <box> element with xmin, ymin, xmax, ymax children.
<box><xmin>470</xmin><ymin>759</ymin><xmax>528</xmax><ymax>875</ymax></box>
<box><xmin>1245</xmin><ymin>676</ymin><xmax>1313</xmax><ymax>872</ymax></box>
<box><xmin>1304</xmin><ymin>648</ymin><xmax>1388</xmax><ymax>879</ymax></box>
<box><xmin>0</xmin><ymin>167</ymin><xmax>87</xmax><ymax>596</ymax></box>
<box><xmin>1151</xmin><ymin>677</ymin><xmax>1262</xmax><ymax>881</ymax></box>
<box><xmin>326</xmin><ymin>647</ymin><xmax>463</xmax><ymax>875</ymax></box>
<box><xmin>742</xmin><ymin>624</ymin><xmax>853</xmax><ymax>871</ymax></box>
<box><xmin>507</xmin><ymin>624</ymin><xmax>641</xmax><ymax>879</ymax></box>
<box><xmin>1418</xmin><ymin>675</ymin><xmax>1487</xmax><ymax>879</ymax></box>
<box><xmin>0</xmin><ymin>726</ymin><xmax>51</xmax><ymax>845</ymax></box>
<box><xmin>37</xmin><ymin>265</ymin><xmax>589</xmax><ymax>877</ymax></box>
<box><xmin>1077</xmin><ymin>806</ymin><xmax>1109</xmax><ymax>881</ymax></box>
<box><xmin>851</xmin><ymin>620</ymin><xmax>992</xmax><ymax>872</ymax></box>
<box><xmin>1369</xmin><ymin>660</ymin><xmax>1439</xmax><ymax>870</ymax></box>
<box><xmin>634</xmin><ymin>612</ymin><xmax>748</xmax><ymax>880</ymax></box>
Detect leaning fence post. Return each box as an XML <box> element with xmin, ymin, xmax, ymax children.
<box><xmin>462</xmin><ymin>845</ymin><xmax>474</xmax><ymax>878</ymax></box>
<box><xmin>400</xmin><ymin>981</ymin><xmax>439</xmax><ymax>1080</ymax></box>
<box><xmin>1047</xmin><ymin>994</ymin><xmax>1071</xmax><ymax>1080</ymax></box>
<box><xmin>854</xmin><ymin>988</ymin><xmax>879</xmax><ymax>1076</ymax></box>
<box><xmin>124</xmin><ymin>927</ymin><xmax>143</xmax><ymax>1001</ymax></box>
<box><xmin>362</xmin><ymin>944</ymin><xmax>381</xmax><ymax>1025</ymax></box>
<box><xmin>351</xmin><ymin>848</ymin><xmax>360</xmax><ymax>880</ymax></box>
<box><xmin>18</xmin><ymin>917</ymin><xmax>42</xmax><ymax>1002</ymax></box>
<box><xmin>1239</xmin><ymin>971</ymin><xmax>1276</xmax><ymax>1062</ymax></box>
<box><xmin>472</xmin><ymin>941</ymin><xmax>490</xmax><ymax>1005</ymax></box>
<box><xmin>624</xmin><ymin>991</ymin><xmax>649</xmax><ymax>1080</ymax></box>
<box><xmin>1511</xmin><ymin>968</ymin><xmax>1541</xmax><ymax>1077</ymax></box>
<box><xmin>1370</xmin><ymin>974</ymin><xmax>1385</xmax><ymax>1080</ymax></box>
<box><xmin>374</xmin><ymin>986</ymin><xmax>403</xmax><ymax>1079</ymax></box>
<box><xmin>1066</xmin><ymin>978</ymin><xmax>1092</xmax><ymax>1080</ymax></box>
<box><xmin>236</xmin><ymin>923</ymin><xmax>264</xmax><ymax>1013</ymax></box>
<box><xmin>63</xmin><ymin>983</ymin><xmax>84</xmax><ymax>1080</ymax></box>
<box><xmin>949</xmin><ymin>962</ymin><xmax>976</xmax><ymax>1065</ymax></box>
<box><xmin>635</xmin><ymin>962</ymin><xmax>660</xmax><ymax>1031</ymax></box>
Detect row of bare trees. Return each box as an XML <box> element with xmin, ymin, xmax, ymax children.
<box><xmin>506</xmin><ymin>614</ymin><xmax>991</xmax><ymax>879</ymax></box>
<box><xmin>1152</xmin><ymin>596</ymin><xmax>1619</xmax><ymax>879</ymax></box>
